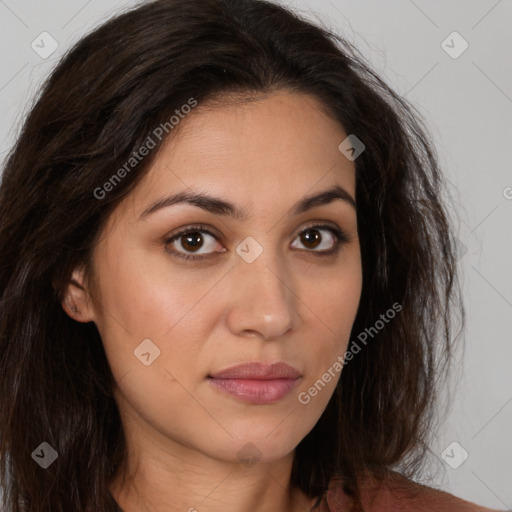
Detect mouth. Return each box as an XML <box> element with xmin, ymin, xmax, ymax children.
<box><xmin>208</xmin><ymin>361</ymin><xmax>302</xmax><ymax>404</ymax></box>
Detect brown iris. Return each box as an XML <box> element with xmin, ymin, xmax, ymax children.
<box><xmin>299</xmin><ymin>228</ymin><xmax>321</xmax><ymax>249</ymax></box>
<box><xmin>180</xmin><ymin>232</ymin><xmax>204</xmax><ymax>253</ymax></box>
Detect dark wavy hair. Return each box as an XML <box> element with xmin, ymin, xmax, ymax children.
<box><xmin>0</xmin><ymin>0</ymin><xmax>463</xmax><ymax>510</ymax></box>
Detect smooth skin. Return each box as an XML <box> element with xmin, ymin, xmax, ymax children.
<box><xmin>62</xmin><ymin>91</ymin><xmax>363</xmax><ymax>512</ymax></box>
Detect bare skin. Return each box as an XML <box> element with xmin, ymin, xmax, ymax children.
<box><xmin>62</xmin><ymin>90</ymin><xmax>362</xmax><ymax>512</ymax></box>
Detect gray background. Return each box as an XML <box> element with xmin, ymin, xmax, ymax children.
<box><xmin>0</xmin><ymin>0</ymin><xmax>511</xmax><ymax>509</ymax></box>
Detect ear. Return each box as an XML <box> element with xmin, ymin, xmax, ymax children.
<box><xmin>60</xmin><ymin>265</ymin><xmax>96</xmax><ymax>323</ymax></box>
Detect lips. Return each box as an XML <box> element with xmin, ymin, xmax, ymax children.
<box><xmin>208</xmin><ymin>362</ymin><xmax>301</xmax><ymax>404</ymax></box>
<box><xmin>209</xmin><ymin>361</ymin><xmax>301</xmax><ymax>380</ymax></box>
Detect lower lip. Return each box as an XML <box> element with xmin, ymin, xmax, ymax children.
<box><xmin>208</xmin><ymin>377</ymin><xmax>300</xmax><ymax>404</ymax></box>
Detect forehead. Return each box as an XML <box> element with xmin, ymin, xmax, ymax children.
<box><xmin>122</xmin><ymin>91</ymin><xmax>356</xmax><ymax>217</ymax></box>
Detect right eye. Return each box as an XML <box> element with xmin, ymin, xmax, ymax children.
<box><xmin>164</xmin><ymin>224</ymin><xmax>226</xmax><ymax>261</ymax></box>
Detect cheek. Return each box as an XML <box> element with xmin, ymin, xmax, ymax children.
<box><xmin>90</xmin><ymin>246</ymin><xmax>222</xmax><ymax>392</ymax></box>
<box><xmin>300</xmin><ymin>256</ymin><xmax>362</xmax><ymax>337</ymax></box>
<box><xmin>91</xmin><ymin>263</ymin><xmax>213</xmax><ymax>435</ymax></box>
<box><xmin>297</xmin><ymin>257</ymin><xmax>362</xmax><ymax>385</ymax></box>
<box><xmin>92</xmin><ymin>242</ymin><xmax>218</xmax><ymax>337</ymax></box>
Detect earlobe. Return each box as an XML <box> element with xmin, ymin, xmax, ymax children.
<box><xmin>60</xmin><ymin>266</ymin><xmax>96</xmax><ymax>323</ymax></box>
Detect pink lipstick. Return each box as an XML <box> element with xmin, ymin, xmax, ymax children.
<box><xmin>208</xmin><ymin>362</ymin><xmax>301</xmax><ymax>404</ymax></box>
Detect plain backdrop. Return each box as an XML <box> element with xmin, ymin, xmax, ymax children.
<box><xmin>0</xmin><ymin>0</ymin><xmax>511</xmax><ymax>509</ymax></box>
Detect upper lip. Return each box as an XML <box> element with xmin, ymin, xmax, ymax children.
<box><xmin>209</xmin><ymin>362</ymin><xmax>301</xmax><ymax>380</ymax></box>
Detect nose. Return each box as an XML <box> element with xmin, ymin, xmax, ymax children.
<box><xmin>225</xmin><ymin>251</ymin><xmax>301</xmax><ymax>341</ymax></box>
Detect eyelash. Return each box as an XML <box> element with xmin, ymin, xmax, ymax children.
<box><xmin>164</xmin><ymin>223</ymin><xmax>350</xmax><ymax>262</ymax></box>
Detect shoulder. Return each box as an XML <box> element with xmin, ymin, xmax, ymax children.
<box><xmin>325</xmin><ymin>472</ymin><xmax>506</xmax><ymax>512</ymax></box>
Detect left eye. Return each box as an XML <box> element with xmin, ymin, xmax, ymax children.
<box><xmin>165</xmin><ymin>224</ymin><xmax>348</xmax><ymax>261</ymax></box>
<box><xmin>290</xmin><ymin>226</ymin><xmax>342</xmax><ymax>252</ymax></box>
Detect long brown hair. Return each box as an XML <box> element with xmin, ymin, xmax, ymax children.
<box><xmin>0</xmin><ymin>0</ymin><xmax>463</xmax><ymax>510</ymax></box>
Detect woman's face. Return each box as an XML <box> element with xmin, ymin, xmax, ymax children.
<box><xmin>76</xmin><ymin>91</ymin><xmax>362</xmax><ymax>466</ymax></box>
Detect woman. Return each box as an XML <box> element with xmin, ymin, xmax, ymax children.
<box><xmin>0</xmin><ymin>0</ymin><xmax>504</xmax><ymax>510</ymax></box>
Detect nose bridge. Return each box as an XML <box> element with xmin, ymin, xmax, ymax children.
<box><xmin>227</xmin><ymin>237</ymin><xmax>300</xmax><ymax>340</ymax></box>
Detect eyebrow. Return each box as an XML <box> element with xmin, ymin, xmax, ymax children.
<box><xmin>138</xmin><ymin>184</ymin><xmax>356</xmax><ymax>221</ymax></box>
